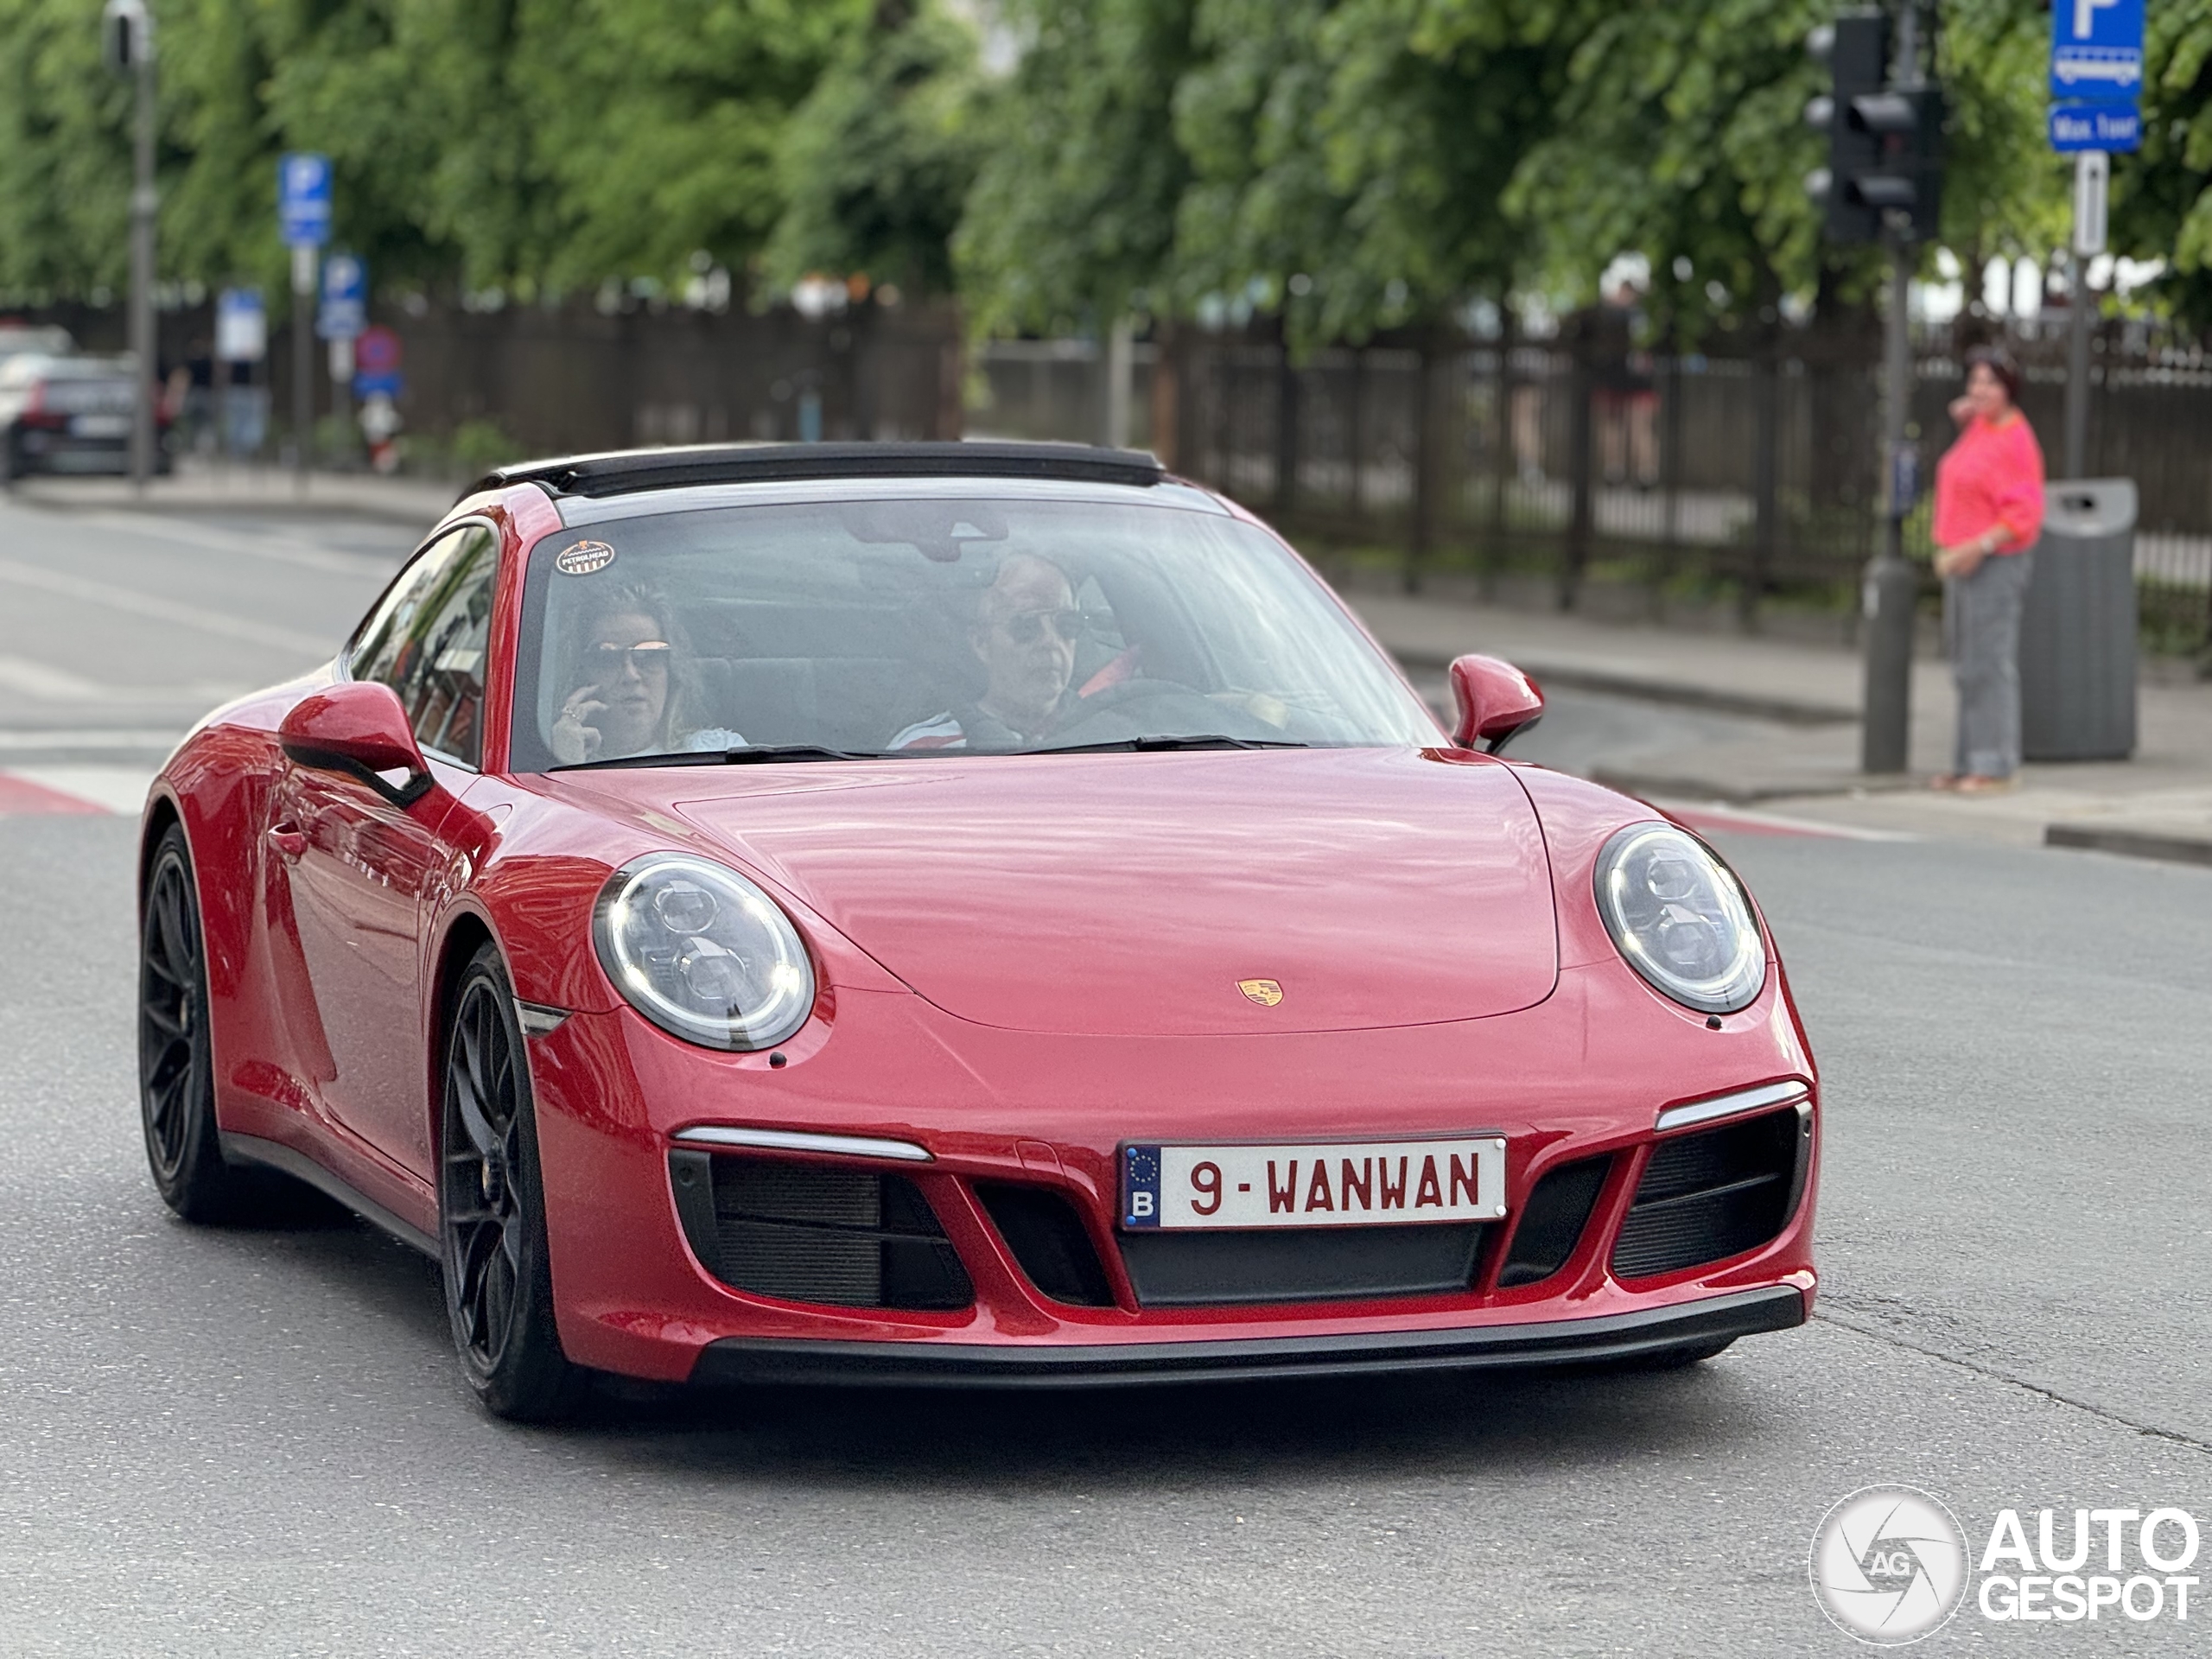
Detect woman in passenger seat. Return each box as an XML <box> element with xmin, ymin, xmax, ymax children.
<box><xmin>547</xmin><ymin>582</ymin><xmax>747</xmax><ymax>764</ymax></box>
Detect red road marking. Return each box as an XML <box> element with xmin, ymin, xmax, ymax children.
<box><xmin>0</xmin><ymin>772</ymin><xmax>111</xmax><ymax>816</ymax></box>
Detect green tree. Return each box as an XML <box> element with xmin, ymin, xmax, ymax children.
<box><xmin>954</xmin><ymin>0</ymin><xmax>1199</xmax><ymax>335</ymax></box>
<box><xmin>766</xmin><ymin>0</ymin><xmax>987</xmax><ymax>297</ymax></box>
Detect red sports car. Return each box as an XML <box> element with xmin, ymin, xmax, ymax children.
<box><xmin>138</xmin><ymin>442</ymin><xmax>1817</xmax><ymax>1420</ymax></box>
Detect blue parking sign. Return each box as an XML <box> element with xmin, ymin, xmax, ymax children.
<box><xmin>317</xmin><ymin>251</ymin><xmax>366</xmax><ymax>340</ymax></box>
<box><xmin>2050</xmin><ymin>0</ymin><xmax>2145</xmax><ymax>101</ymax></box>
<box><xmin>277</xmin><ymin>152</ymin><xmax>332</xmax><ymax>248</ymax></box>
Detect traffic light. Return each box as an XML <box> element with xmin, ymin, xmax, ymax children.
<box><xmin>101</xmin><ymin>0</ymin><xmax>153</xmax><ymax>75</ymax></box>
<box><xmin>1805</xmin><ymin>11</ymin><xmax>1943</xmax><ymax>245</ymax></box>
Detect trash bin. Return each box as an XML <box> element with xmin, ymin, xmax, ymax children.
<box><xmin>2020</xmin><ymin>477</ymin><xmax>2138</xmax><ymax>761</ymax></box>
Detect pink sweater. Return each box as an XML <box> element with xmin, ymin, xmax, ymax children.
<box><xmin>1933</xmin><ymin>412</ymin><xmax>2044</xmax><ymax>553</ymax></box>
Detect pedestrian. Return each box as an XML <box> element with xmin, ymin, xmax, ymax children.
<box><xmin>1929</xmin><ymin>345</ymin><xmax>2044</xmax><ymax>793</ymax></box>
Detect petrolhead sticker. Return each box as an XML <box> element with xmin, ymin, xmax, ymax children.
<box><xmin>554</xmin><ymin>539</ymin><xmax>616</xmax><ymax>575</ymax></box>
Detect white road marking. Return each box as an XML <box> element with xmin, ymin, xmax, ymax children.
<box><xmin>0</xmin><ymin>654</ymin><xmax>242</xmax><ymax>705</ymax></box>
<box><xmin>0</xmin><ymin>728</ymin><xmax>187</xmax><ymax>749</ymax></box>
<box><xmin>1656</xmin><ymin>798</ymin><xmax>1917</xmax><ymax>842</ymax></box>
<box><xmin>76</xmin><ymin>511</ymin><xmax>396</xmax><ymax>575</ymax></box>
<box><xmin>0</xmin><ymin>555</ymin><xmax>333</xmax><ymax>657</ymax></box>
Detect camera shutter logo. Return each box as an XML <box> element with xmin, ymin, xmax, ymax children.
<box><xmin>1809</xmin><ymin>1485</ymin><xmax>1970</xmax><ymax>1644</ymax></box>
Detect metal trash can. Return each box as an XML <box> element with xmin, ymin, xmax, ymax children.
<box><xmin>2020</xmin><ymin>477</ymin><xmax>2138</xmax><ymax>761</ymax></box>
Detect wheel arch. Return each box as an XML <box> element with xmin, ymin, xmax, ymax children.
<box><xmin>425</xmin><ymin>908</ymin><xmax>501</xmax><ymax>1155</ymax></box>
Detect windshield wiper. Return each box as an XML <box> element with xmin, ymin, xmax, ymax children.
<box><xmin>1031</xmin><ymin>734</ymin><xmax>1313</xmax><ymax>755</ymax></box>
<box><xmin>552</xmin><ymin>744</ymin><xmax>881</xmax><ymax>771</ymax></box>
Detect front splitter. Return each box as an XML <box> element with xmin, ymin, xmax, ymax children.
<box><xmin>690</xmin><ymin>1284</ymin><xmax>1807</xmax><ymax>1389</ymax></box>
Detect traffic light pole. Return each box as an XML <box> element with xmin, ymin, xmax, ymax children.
<box><xmin>125</xmin><ymin>27</ymin><xmax>156</xmax><ymax>491</ymax></box>
<box><xmin>1860</xmin><ymin>238</ymin><xmax>1918</xmax><ymax>774</ymax></box>
<box><xmin>1858</xmin><ymin>0</ymin><xmax>1922</xmax><ymax>776</ymax></box>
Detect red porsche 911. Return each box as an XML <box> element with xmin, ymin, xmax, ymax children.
<box><xmin>138</xmin><ymin>442</ymin><xmax>1817</xmax><ymax>1420</ymax></box>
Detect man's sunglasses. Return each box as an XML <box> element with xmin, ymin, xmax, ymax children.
<box><xmin>997</xmin><ymin>608</ymin><xmax>1084</xmax><ymax>645</ymax></box>
<box><xmin>589</xmin><ymin>641</ymin><xmax>674</xmax><ymax>675</ymax></box>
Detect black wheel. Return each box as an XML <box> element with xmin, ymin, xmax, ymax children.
<box><xmin>139</xmin><ymin>824</ymin><xmax>264</xmax><ymax>1220</ymax></box>
<box><xmin>440</xmin><ymin>944</ymin><xmax>582</xmax><ymax>1421</ymax></box>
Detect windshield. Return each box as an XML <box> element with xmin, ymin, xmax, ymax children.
<box><xmin>509</xmin><ymin>493</ymin><xmax>1440</xmax><ymax>770</ymax></box>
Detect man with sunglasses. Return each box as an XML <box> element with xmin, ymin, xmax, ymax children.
<box><xmin>890</xmin><ymin>554</ymin><xmax>1088</xmax><ymax>751</ymax></box>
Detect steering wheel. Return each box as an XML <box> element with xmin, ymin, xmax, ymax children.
<box><xmin>1051</xmin><ymin>677</ymin><xmax>1278</xmax><ymax>744</ymax></box>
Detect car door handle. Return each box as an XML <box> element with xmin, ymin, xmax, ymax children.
<box><xmin>267</xmin><ymin>823</ymin><xmax>307</xmax><ymax>860</ymax></box>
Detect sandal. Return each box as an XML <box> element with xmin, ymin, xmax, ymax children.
<box><xmin>1955</xmin><ymin>774</ymin><xmax>2017</xmax><ymax>794</ymax></box>
<box><xmin>1927</xmin><ymin>774</ymin><xmax>1961</xmax><ymax>791</ymax></box>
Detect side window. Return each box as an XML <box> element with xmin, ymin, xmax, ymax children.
<box><xmin>349</xmin><ymin>524</ymin><xmax>499</xmax><ymax>767</ymax></box>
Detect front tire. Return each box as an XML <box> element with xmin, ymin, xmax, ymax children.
<box><xmin>139</xmin><ymin>824</ymin><xmax>267</xmax><ymax>1220</ymax></box>
<box><xmin>439</xmin><ymin>944</ymin><xmax>582</xmax><ymax>1421</ymax></box>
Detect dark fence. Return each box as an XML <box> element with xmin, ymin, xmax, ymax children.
<box><xmin>1070</xmin><ymin>322</ymin><xmax>2209</xmax><ymax>654</ymax></box>
<box><xmin>18</xmin><ymin>295</ymin><xmax>964</xmax><ymax>461</ymax></box>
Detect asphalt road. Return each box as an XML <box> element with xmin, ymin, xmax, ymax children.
<box><xmin>1</xmin><ymin>491</ymin><xmax>2209</xmax><ymax>1656</ymax></box>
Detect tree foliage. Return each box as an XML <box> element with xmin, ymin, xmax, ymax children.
<box><xmin>0</xmin><ymin>0</ymin><xmax>2198</xmax><ymax>344</ymax></box>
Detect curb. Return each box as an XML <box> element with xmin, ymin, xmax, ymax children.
<box><xmin>2043</xmin><ymin>823</ymin><xmax>2212</xmax><ymax>868</ymax></box>
<box><xmin>6</xmin><ymin>476</ymin><xmax>458</xmax><ymax>529</ymax></box>
<box><xmin>1587</xmin><ymin>765</ymin><xmax>1924</xmax><ymax>806</ymax></box>
<box><xmin>1387</xmin><ymin>648</ymin><xmax>1856</xmax><ymax>728</ymax></box>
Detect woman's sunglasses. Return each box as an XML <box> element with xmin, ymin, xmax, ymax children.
<box><xmin>589</xmin><ymin>641</ymin><xmax>673</xmax><ymax>676</ymax></box>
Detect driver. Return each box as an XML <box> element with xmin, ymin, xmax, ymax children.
<box><xmin>548</xmin><ymin>583</ymin><xmax>746</xmax><ymax>764</ymax></box>
<box><xmin>889</xmin><ymin>554</ymin><xmax>1085</xmax><ymax>751</ymax></box>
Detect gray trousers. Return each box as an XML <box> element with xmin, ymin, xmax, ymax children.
<box><xmin>1944</xmin><ymin>547</ymin><xmax>2034</xmax><ymax>779</ymax></box>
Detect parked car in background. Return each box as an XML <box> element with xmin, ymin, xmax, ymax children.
<box><xmin>0</xmin><ymin>323</ymin><xmax>76</xmax><ymax>365</ymax></box>
<box><xmin>0</xmin><ymin>353</ymin><xmax>164</xmax><ymax>481</ymax></box>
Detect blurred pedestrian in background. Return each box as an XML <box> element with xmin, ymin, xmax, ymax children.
<box><xmin>1930</xmin><ymin>346</ymin><xmax>2044</xmax><ymax>793</ymax></box>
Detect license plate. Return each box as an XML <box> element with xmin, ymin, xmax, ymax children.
<box><xmin>72</xmin><ymin>415</ymin><xmax>130</xmax><ymax>438</ymax></box>
<box><xmin>1122</xmin><ymin>1137</ymin><xmax>1507</xmax><ymax>1230</ymax></box>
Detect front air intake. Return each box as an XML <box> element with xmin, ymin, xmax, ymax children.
<box><xmin>669</xmin><ymin>1151</ymin><xmax>972</xmax><ymax>1310</ymax></box>
<box><xmin>974</xmin><ymin>1182</ymin><xmax>1116</xmax><ymax>1307</ymax></box>
<box><xmin>1610</xmin><ymin>1109</ymin><xmax>1808</xmax><ymax>1280</ymax></box>
<box><xmin>1497</xmin><ymin>1155</ymin><xmax>1611</xmax><ymax>1287</ymax></box>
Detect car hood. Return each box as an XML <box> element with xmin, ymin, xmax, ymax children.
<box><xmin>662</xmin><ymin>747</ymin><xmax>1557</xmax><ymax>1037</ymax></box>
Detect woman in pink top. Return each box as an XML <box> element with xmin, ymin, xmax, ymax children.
<box><xmin>1930</xmin><ymin>346</ymin><xmax>2044</xmax><ymax>791</ymax></box>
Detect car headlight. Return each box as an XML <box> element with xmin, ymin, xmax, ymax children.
<box><xmin>1593</xmin><ymin>823</ymin><xmax>1765</xmax><ymax>1014</ymax></box>
<box><xmin>593</xmin><ymin>854</ymin><xmax>815</xmax><ymax>1050</ymax></box>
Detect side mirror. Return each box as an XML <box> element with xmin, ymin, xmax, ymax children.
<box><xmin>279</xmin><ymin>682</ymin><xmax>433</xmax><ymax>806</ymax></box>
<box><xmin>1448</xmin><ymin>654</ymin><xmax>1544</xmax><ymax>753</ymax></box>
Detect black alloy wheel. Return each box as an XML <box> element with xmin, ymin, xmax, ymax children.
<box><xmin>138</xmin><ymin>824</ymin><xmax>261</xmax><ymax>1219</ymax></box>
<box><xmin>440</xmin><ymin>943</ymin><xmax>582</xmax><ymax>1421</ymax></box>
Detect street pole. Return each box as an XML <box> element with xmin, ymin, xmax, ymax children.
<box><xmin>292</xmin><ymin>244</ymin><xmax>315</xmax><ymax>494</ymax></box>
<box><xmin>1859</xmin><ymin>1</ymin><xmax>1921</xmax><ymax>775</ymax></box>
<box><xmin>125</xmin><ymin>11</ymin><xmax>157</xmax><ymax>491</ymax></box>
<box><xmin>2062</xmin><ymin>150</ymin><xmax>2107</xmax><ymax>480</ymax></box>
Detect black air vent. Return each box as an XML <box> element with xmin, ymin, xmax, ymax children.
<box><xmin>669</xmin><ymin>1151</ymin><xmax>971</xmax><ymax>1310</ymax></box>
<box><xmin>1119</xmin><ymin>1224</ymin><xmax>1483</xmax><ymax>1307</ymax></box>
<box><xmin>1610</xmin><ymin>1109</ymin><xmax>1808</xmax><ymax>1281</ymax></box>
<box><xmin>1497</xmin><ymin>1155</ymin><xmax>1611</xmax><ymax>1287</ymax></box>
<box><xmin>975</xmin><ymin>1183</ymin><xmax>1116</xmax><ymax>1306</ymax></box>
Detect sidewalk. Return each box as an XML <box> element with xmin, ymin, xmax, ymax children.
<box><xmin>1344</xmin><ymin>577</ymin><xmax>2212</xmax><ymax>866</ymax></box>
<box><xmin>8</xmin><ymin>461</ymin><xmax>459</xmax><ymax>527</ymax></box>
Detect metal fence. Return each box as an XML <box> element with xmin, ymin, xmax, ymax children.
<box><xmin>982</xmin><ymin>325</ymin><xmax>2212</xmax><ymax>655</ymax></box>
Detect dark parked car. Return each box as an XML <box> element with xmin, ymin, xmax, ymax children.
<box><xmin>0</xmin><ymin>353</ymin><xmax>167</xmax><ymax>480</ymax></box>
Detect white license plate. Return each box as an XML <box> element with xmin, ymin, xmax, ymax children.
<box><xmin>72</xmin><ymin>415</ymin><xmax>130</xmax><ymax>438</ymax></box>
<box><xmin>1121</xmin><ymin>1137</ymin><xmax>1507</xmax><ymax>1230</ymax></box>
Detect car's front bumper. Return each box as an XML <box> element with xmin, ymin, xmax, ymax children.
<box><xmin>690</xmin><ymin>1284</ymin><xmax>1808</xmax><ymax>1389</ymax></box>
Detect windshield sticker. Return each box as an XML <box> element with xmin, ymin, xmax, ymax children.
<box><xmin>554</xmin><ymin>539</ymin><xmax>617</xmax><ymax>576</ymax></box>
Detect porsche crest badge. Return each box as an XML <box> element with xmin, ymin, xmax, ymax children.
<box><xmin>1237</xmin><ymin>978</ymin><xmax>1284</xmax><ymax>1007</ymax></box>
